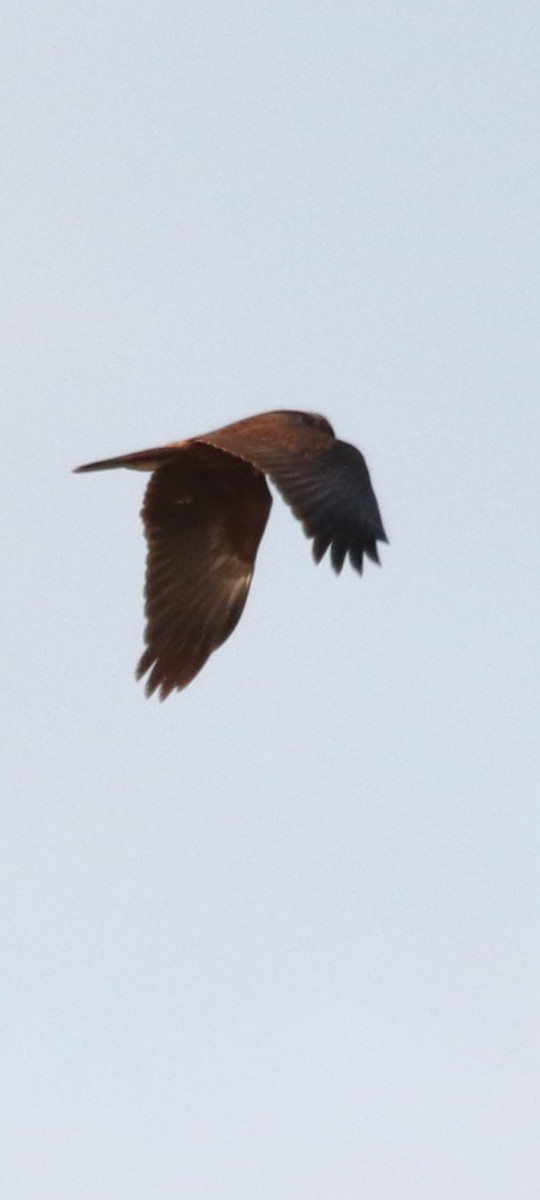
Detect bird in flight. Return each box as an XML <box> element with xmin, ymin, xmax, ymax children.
<box><xmin>75</xmin><ymin>410</ymin><xmax>387</xmax><ymax>698</ymax></box>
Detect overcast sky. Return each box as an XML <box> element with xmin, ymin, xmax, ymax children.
<box><xmin>1</xmin><ymin>3</ymin><xmax>539</xmax><ymax>1197</ymax></box>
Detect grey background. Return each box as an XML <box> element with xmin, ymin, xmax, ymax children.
<box><xmin>2</xmin><ymin>2</ymin><xmax>539</xmax><ymax>1197</ymax></box>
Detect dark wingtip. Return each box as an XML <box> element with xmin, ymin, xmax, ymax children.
<box><xmin>312</xmin><ymin>529</ymin><xmax>388</xmax><ymax>575</ymax></box>
<box><xmin>312</xmin><ymin>533</ymin><xmax>331</xmax><ymax>564</ymax></box>
<box><xmin>364</xmin><ymin>542</ymin><xmax>381</xmax><ymax>566</ymax></box>
<box><xmin>330</xmin><ymin>541</ymin><xmax>348</xmax><ymax>573</ymax></box>
<box><xmin>360</xmin><ymin>530</ymin><xmax>389</xmax><ymax>569</ymax></box>
<box><xmin>349</xmin><ymin>546</ymin><xmax>365</xmax><ymax>574</ymax></box>
<box><xmin>136</xmin><ymin>648</ymin><xmax>195</xmax><ymax>700</ymax></box>
<box><xmin>137</xmin><ymin>660</ymin><xmax>170</xmax><ymax>702</ymax></box>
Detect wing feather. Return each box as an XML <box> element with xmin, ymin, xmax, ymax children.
<box><xmin>198</xmin><ymin>410</ymin><xmax>387</xmax><ymax>574</ymax></box>
<box><xmin>137</xmin><ymin>445</ymin><xmax>271</xmax><ymax>698</ymax></box>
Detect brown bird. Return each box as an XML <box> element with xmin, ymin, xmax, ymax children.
<box><xmin>75</xmin><ymin>410</ymin><xmax>387</xmax><ymax>698</ymax></box>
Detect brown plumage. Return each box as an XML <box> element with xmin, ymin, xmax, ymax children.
<box><xmin>74</xmin><ymin>410</ymin><xmax>387</xmax><ymax>698</ymax></box>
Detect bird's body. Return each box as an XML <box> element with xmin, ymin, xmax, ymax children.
<box><xmin>75</xmin><ymin>410</ymin><xmax>387</xmax><ymax>698</ymax></box>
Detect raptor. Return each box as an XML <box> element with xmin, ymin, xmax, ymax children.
<box><xmin>75</xmin><ymin>410</ymin><xmax>387</xmax><ymax>698</ymax></box>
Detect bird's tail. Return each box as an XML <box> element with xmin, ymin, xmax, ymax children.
<box><xmin>73</xmin><ymin>443</ymin><xmax>187</xmax><ymax>474</ymax></box>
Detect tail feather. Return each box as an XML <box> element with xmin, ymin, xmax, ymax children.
<box><xmin>73</xmin><ymin>443</ymin><xmax>186</xmax><ymax>474</ymax></box>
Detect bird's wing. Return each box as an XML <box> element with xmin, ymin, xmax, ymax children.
<box><xmin>197</xmin><ymin>410</ymin><xmax>387</xmax><ymax>573</ymax></box>
<box><xmin>135</xmin><ymin>444</ymin><xmax>271</xmax><ymax>698</ymax></box>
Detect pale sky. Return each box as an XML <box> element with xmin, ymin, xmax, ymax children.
<box><xmin>2</xmin><ymin>3</ymin><xmax>539</xmax><ymax>1197</ymax></box>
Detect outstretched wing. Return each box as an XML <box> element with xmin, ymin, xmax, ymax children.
<box><xmin>136</xmin><ymin>444</ymin><xmax>271</xmax><ymax>698</ymax></box>
<box><xmin>197</xmin><ymin>410</ymin><xmax>387</xmax><ymax>573</ymax></box>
